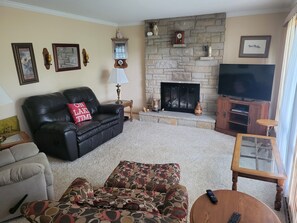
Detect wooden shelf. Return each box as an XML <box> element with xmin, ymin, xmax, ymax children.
<box><xmin>215</xmin><ymin>96</ymin><xmax>270</xmax><ymax>136</ymax></box>
<box><xmin>173</xmin><ymin>44</ymin><xmax>186</xmax><ymax>48</ymax></box>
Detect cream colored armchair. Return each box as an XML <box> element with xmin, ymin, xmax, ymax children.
<box><xmin>0</xmin><ymin>142</ymin><xmax>54</xmax><ymax>222</ymax></box>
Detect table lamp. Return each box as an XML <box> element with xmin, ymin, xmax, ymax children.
<box><xmin>0</xmin><ymin>86</ymin><xmax>12</xmax><ymax>106</ymax></box>
<box><xmin>109</xmin><ymin>68</ymin><xmax>128</xmax><ymax>104</ymax></box>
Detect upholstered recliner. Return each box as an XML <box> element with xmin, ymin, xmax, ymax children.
<box><xmin>21</xmin><ymin>161</ymin><xmax>188</xmax><ymax>223</ymax></box>
<box><xmin>0</xmin><ymin>142</ymin><xmax>54</xmax><ymax>222</ymax></box>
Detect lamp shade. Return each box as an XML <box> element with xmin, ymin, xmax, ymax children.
<box><xmin>0</xmin><ymin>86</ymin><xmax>12</xmax><ymax>105</ymax></box>
<box><xmin>109</xmin><ymin>68</ymin><xmax>128</xmax><ymax>84</ymax></box>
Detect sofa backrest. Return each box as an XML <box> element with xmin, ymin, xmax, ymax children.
<box><xmin>22</xmin><ymin>92</ymin><xmax>71</xmax><ymax>134</ymax></box>
<box><xmin>63</xmin><ymin>87</ymin><xmax>100</xmax><ymax>115</ymax></box>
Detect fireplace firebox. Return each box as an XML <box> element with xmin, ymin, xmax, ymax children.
<box><xmin>161</xmin><ymin>82</ymin><xmax>200</xmax><ymax>113</ymax></box>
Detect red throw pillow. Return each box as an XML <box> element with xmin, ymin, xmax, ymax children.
<box><xmin>67</xmin><ymin>102</ymin><xmax>92</xmax><ymax>124</ymax></box>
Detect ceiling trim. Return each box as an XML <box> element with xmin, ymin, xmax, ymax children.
<box><xmin>0</xmin><ymin>0</ymin><xmax>292</xmax><ymax>27</ymax></box>
<box><xmin>227</xmin><ymin>7</ymin><xmax>290</xmax><ymax>17</ymax></box>
<box><xmin>0</xmin><ymin>0</ymin><xmax>118</xmax><ymax>26</ymax></box>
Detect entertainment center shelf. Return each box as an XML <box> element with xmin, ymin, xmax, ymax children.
<box><xmin>215</xmin><ymin>96</ymin><xmax>269</xmax><ymax>136</ymax></box>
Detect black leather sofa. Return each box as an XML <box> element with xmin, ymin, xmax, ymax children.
<box><xmin>22</xmin><ymin>87</ymin><xmax>124</xmax><ymax>161</ymax></box>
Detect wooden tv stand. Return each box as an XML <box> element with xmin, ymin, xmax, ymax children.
<box><xmin>215</xmin><ymin>96</ymin><xmax>269</xmax><ymax>136</ymax></box>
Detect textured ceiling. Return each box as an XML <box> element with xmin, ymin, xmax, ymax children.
<box><xmin>2</xmin><ymin>0</ymin><xmax>295</xmax><ymax>25</ymax></box>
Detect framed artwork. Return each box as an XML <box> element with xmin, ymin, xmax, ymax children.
<box><xmin>11</xmin><ymin>43</ymin><xmax>39</xmax><ymax>85</ymax></box>
<box><xmin>52</xmin><ymin>43</ymin><xmax>81</xmax><ymax>72</ymax></box>
<box><xmin>239</xmin><ymin>36</ymin><xmax>271</xmax><ymax>58</ymax></box>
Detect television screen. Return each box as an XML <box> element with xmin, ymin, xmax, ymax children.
<box><xmin>218</xmin><ymin>64</ymin><xmax>275</xmax><ymax>101</ymax></box>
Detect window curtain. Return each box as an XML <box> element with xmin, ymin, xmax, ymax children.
<box><xmin>276</xmin><ymin>15</ymin><xmax>297</xmax><ymax>197</ymax></box>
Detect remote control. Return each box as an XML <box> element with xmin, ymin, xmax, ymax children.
<box><xmin>228</xmin><ymin>212</ymin><xmax>241</xmax><ymax>223</ymax></box>
<box><xmin>206</xmin><ymin>189</ymin><xmax>218</xmax><ymax>204</ymax></box>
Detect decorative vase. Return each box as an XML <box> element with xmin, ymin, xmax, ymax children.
<box><xmin>152</xmin><ymin>99</ymin><xmax>160</xmax><ymax>112</ymax></box>
<box><xmin>208</xmin><ymin>45</ymin><xmax>212</xmax><ymax>57</ymax></box>
<box><xmin>194</xmin><ymin>102</ymin><xmax>202</xmax><ymax>116</ymax></box>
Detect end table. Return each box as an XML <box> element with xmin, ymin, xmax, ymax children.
<box><xmin>105</xmin><ymin>99</ymin><xmax>133</xmax><ymax>121</ymax></box>
<box><xmin>0</xmin><ymin>131</ymin><xmax>31</xmax><ymax>150</ymax></box>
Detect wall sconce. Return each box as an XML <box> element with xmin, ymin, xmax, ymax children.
<box><xmin>42</xmin><ymin>48</ymin><xmax>52</xmax><ymax>70</ymax></box>
<box><xmin>82</xmin><ymin>48</ymin><xmax>89</xmax><ymax>66</ymax></box>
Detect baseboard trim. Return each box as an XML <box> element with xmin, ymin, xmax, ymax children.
<box><xmin>284</xmin><ymin>197</ymin><xmax>292</xmax><ymax>223</ymax></box>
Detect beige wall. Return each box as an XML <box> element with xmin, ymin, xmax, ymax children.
<box><xmin>224</xmin><ymin>13</ymin><xmax>287</xmax><ymax>118</ymax></box>
<box><xmin>0</xmin><ymin>7</ymin><xmax>287</xmax><ymax>134</ymax></box>
<box><xmin>0</xmin><ymin>7</ymin><xmax>145</xmax><ymax>134</ymax></box>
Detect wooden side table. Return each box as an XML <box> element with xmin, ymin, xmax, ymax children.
<box><xmin>105</xmin><ymin>100</ymin><xmax>133</xmax><ymax>121</ymax></box>
<box><xmin>257</xmin><ymin>119</ymin><xmax>278</xmax><ymax>136</ymax></box>
<box><xmin>190</xmin><ymin>190</ymin><xmax>281</xmax><ymax>223</ymax></box>
<box><xmin>0</xmin><ymin>131</ymin><xmax>31</xmax><ymax>150</ymax></box>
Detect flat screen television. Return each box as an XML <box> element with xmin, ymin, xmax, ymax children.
<box><xmin>218</xmin><ymin>64</ymin><xmax>275</xmax><ymax>101</ymax></box>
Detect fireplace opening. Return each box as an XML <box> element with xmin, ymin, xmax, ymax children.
<box><xmin>161</xmin><ymin>82</ymin><xmax>200</xmax><ymax>113</ymax></box>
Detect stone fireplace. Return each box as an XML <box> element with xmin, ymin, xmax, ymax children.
<box><xmin>144</xmin><ymin>13</ymin><xmax>226</xmax><ymax>115</ymax></box>
<box><xmin>161</xmin><ymin>82</ymin><xmax>200</xmax><ymax>113</ymax></box>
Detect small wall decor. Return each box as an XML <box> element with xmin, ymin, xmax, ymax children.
<box><xmin>111</xmin><ymin>38</ymin><xmax>128</xmax><ymax>68</ymax></box>
<box><xmin>174</xmin><ymin>31</ymin><xmax>185</xmax><ymax>44</ymax></box>
<box><xmin>52</xmin><ymin>43</ymin><xmax>81</xmax><ymax>72</ymax></box>
<box><xmin>82</xmin><ymin>48</ymin><xmax>89</xmax><ymax>66</ymax></box>
<box><xmin>11</xmin><ymin>43</ymin><xmax>39</xmax><ymax>85</ymax></box>
<box><xmin>239</xmin><ymin>35</ymin><xmax>271</xmax><ymax>58</ymax></box>
<box><xmin>42</xmin><ymin>48</ymin><xmax>52</xmax><ymax>70</ymax></box>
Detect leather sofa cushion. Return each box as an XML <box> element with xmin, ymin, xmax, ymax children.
<box><xmin>63</xmin><ymin>87</ymin><xmax>100</xmax><ymax>115</ymax></box>
<box><xmin>76</xmin><ymin>121</ymin><xmax>101</xmax><ymax>142</ymax></box>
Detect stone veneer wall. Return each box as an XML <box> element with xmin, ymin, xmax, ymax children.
<box><xmin>145</xmin><ymin>13</ymin><xmax>226</xmax><ymax>114</ymax></box>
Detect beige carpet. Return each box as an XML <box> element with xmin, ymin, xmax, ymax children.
<box><xmin>12</xmin><ymin>120</ymin><xmax>286</xmax><ymax>222</ymax></box>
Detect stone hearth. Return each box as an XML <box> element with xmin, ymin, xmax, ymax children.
<box><xmin>139</xmin><ymin>111</ymin><xmax>215</xmax><ymax>129</ymax></box>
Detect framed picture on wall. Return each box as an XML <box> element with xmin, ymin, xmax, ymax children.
<box><xmin>11</xmin><ymin>43</ymin><xmax>39</xmax><ymax>85</ymax></box>
<box><xmin>239</xmin><ymin>35</ymin><xmax>271</xmax><ymax>58</ymax></box>
<box><xmin>52</xmin><ymin>43</ymin><xmax>81</xmax><ymax>72</ymax></box>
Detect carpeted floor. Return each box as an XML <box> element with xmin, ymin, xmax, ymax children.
<box><xmin>12</xmin><ymin>120</ymin><xmax>286</xmax><ymax>222</ymax></box>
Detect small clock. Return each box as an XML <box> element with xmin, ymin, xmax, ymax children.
<box><xmin>175</xmin><ymin>31</ymin><xmax>184</xmax><ymax>44</ymax></box>
<box><xmin>114</xmin><ymin>59</ymin><xmax>127</xmax><ymax>68</ymax></box>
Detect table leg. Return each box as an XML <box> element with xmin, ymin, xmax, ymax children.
<box><xmin>275</xmin><ymin>181</ymin><xmax>284</xmax><ymax>211</ymax></box>
<box><xmin>129</xmin><ymin>100</ymin><xmax>133</xmax><ymax>121</ymax></box>
<box><xmin>232</xmin><ymin>172</ymin><xmax>238</xmax><ymax>191</ymax></box>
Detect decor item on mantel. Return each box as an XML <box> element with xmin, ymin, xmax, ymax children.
<box><xmin>173</xmin><ymin>31</ymin><xmax>186</xmax><ymax>48</ymax></box>
<box><xmin>82</xmin><ymin>48</ymin><xmax>89</xmax><ymax>66</ymax></box>
<box><xmin>109</xmin><ymin>68</ymin><xmax>129</xmax><ymax>104</ymax></box>
<box><xmin>152</xmin><ymin>98</ymin><xmax>160</xmax><ymax>112</ymax></box>
<box><xmin>200</xmin><ymin>44</ymin><xmax>214</xmax><ymax>60</ymax></box>
<box><xmin>194</xmin><ymin>102</ymin><xmax>202</xmax><ymax>116</ymax></box>
<box><xmin>116</xmin><ymin>28</ymin><xmax>124</xmax><ymax>39</ymax></box>
<box><xmin>152</xmin><ymin>22</ymin><xmax>159</xmax><ymax>36</ymax></box>
<box><xmin>42</xmin><ymin>48</ymin><xmax>52</xmax><ymax>70</ymax></box>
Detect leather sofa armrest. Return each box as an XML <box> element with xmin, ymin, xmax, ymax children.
<box><xmin>162</xmin><ymin>184</ymin><xmax>188</xmax><ymax>223</ymax></box>
<box><xmin>34</xmin><ymin>122</ymin><xmax>79</xmax><ymax>161</ymax></box>
<box><xmin>99</xmin><ymin>104</ymin><xmax>123</xmax><ymax>114</ymax></box>
<box><xmin>0</xmin><ymin>143</ymin><xmax>39</xmax><ymax>168</ymax></box>
<box><xmin>0</xmin><ymin>163</ymin><xmax>44</xmax><ymax>186</ymax></box>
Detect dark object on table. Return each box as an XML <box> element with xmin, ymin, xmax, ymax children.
<box><xmin>206</xmin><ymin>189</ymin><xmax>218</xmax><ymax>204</ymax></box>
<box><xmin>228</xmin><ymin>212</ymin><xmax>241</xmax><ymax>223</ymax></box>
